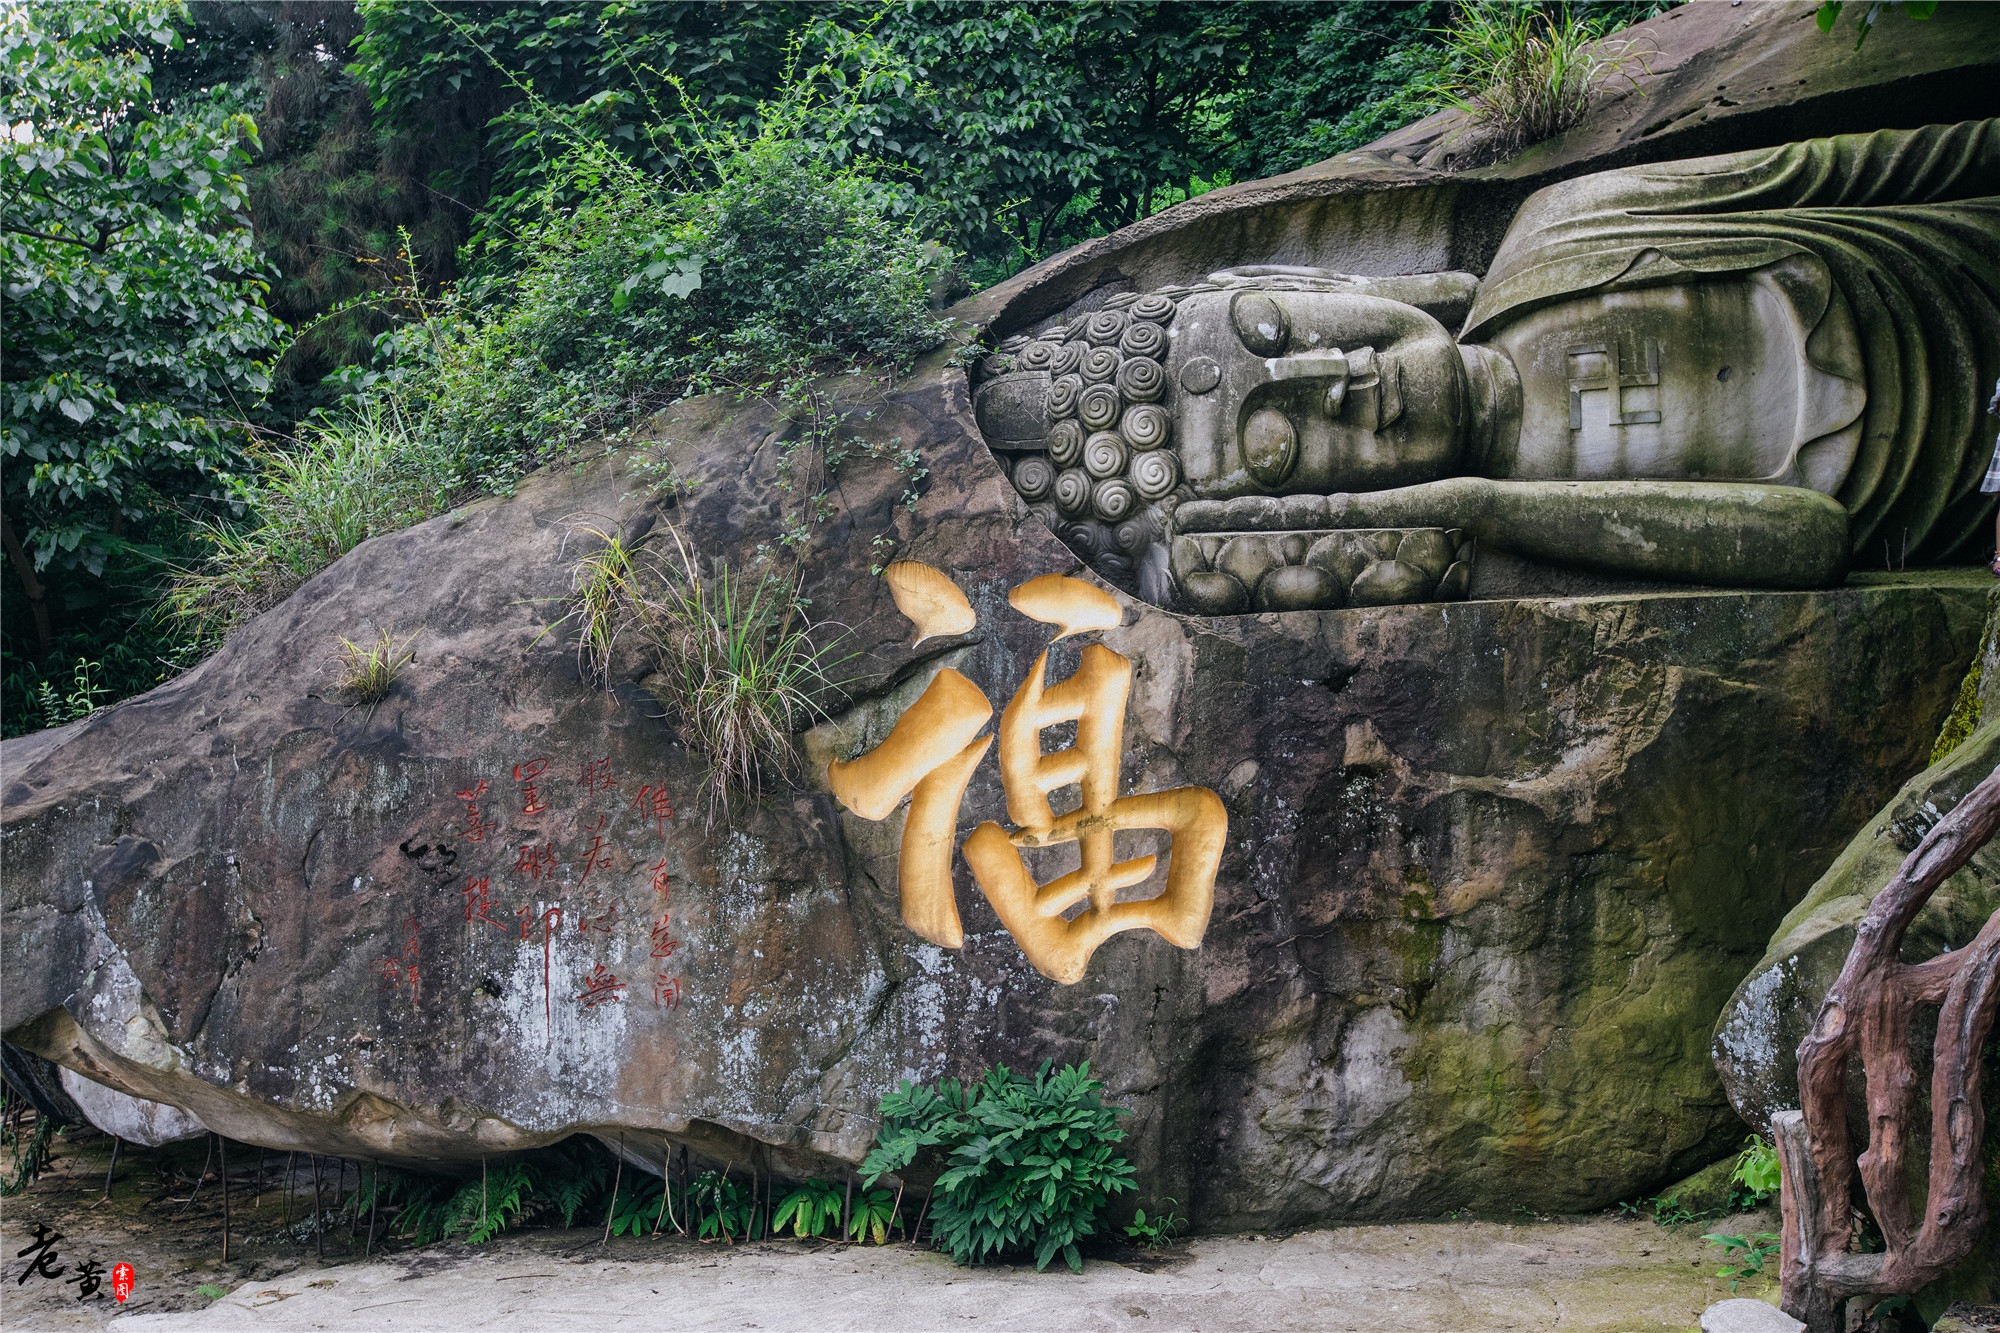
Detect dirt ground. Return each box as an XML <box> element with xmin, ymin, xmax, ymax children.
<box><xmin>2</xmin><ymin>1121</ymin><xmax>1775</xmax><ymax>1332</ymax></box>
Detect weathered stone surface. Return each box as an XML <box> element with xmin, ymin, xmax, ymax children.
<box><xmin>1701</xmin><ymin>1298</ymin><xmax>1806</xmax><ymax>1333</ymax></box>
<box><xmin>1711</xmin><ymin>698</ymin><xmax>2000</xmax><ymax>1136</ymax></box>
<box><xmin>0</xmin><ymin>347</ymin><xmax>1984</xmax><ymax>1223</ymax></box>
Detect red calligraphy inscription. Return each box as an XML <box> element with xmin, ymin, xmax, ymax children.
<box><xmin>576</xmin><ymin>963</ymin><xmax>626</xmax><ymax>1010</ymax></box>
<box><xmin>535</xmin><ymin>907</ymin><xmax>563</xmax><ymax>1044</ymax></box>
<box><xmin>513</xmin><ymin>759</ymin><xmax>551</xmax><ymax>815</ymax></box>
<box><xmin>376</xmin><ymin>914</ymin><xmax>422</xmax><ymax>1008</ymax></box>
<box><xmin>514</xmin><ymin>841</ymin><xmax>557</xmax><ymax>882</ymax></box>
<box><xmin>577</xmin><ymin>900</ymin><xmax>621</xmax><ymax>936</ymax></box>
<box><xmin>647</xmin><ymin>856</ymin><xmax>671</xmax><ymax>904</ymax></box>
<box><xmin>461</xmin><ymin>876</ymin><xmax>510</xmax><ymax>933</ymax></box>
<box><xmin>649</xmin><ymin>917</ymin><xmax>679</xmax><ymax>960</ymax></box>
<box><xmin>578</xmin><ymin>756</ymin><xmax>619</xmax><ymax>794</ymax></box>
<box><xmin>576</xmin><ymin>815</ymin><xmax>613</xmax><ymax>887</ymax></box>
<box><xmin>631</xmin><ymin>784</ymin><xmax>673</xmax><ymax>840</ymax></box>
<box><xmin>653</xmin><ymin>975</ymin><xmax>683</xmax><ymax>1008</ymax></box>
<box><xmin>456</xmin><ymin>779</ymin><xmax>497</xmax><ymax>844</ymax></box>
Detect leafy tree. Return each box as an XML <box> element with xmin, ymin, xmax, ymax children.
<box><xmin>1206</xmin><ymin>2</ymin><xmax>1453</xmax><ymax>181</ymax></box>
<box><xmin>344</xmin><ymin>3</ymin><xmax>1345</xmax><ymax>279</ymax></box>
<box><xmin>1</xmin><ymin>0</ymin><xmax>286</xmax><ymax>656</ymax></box>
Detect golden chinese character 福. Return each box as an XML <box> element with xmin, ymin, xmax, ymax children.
<box><xmin>827</xmin><ymin>566</ymin><xmax>1226</xmax><ymax>983</ymax></box>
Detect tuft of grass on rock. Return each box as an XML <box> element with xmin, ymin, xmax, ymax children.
<box><xmin>1422</xmin><ymin>0</ymin><xmax>1649</xmax><ymax>165</ymax></box>
<box><xmin>334</xmin><ymin>628</ymin><xmax>418</xmax><ymax>706</ymax></box>
<box><xmin>555</xmin><ymin>520</ymin><xmax>849</xmax><ymax>817</ymax></box>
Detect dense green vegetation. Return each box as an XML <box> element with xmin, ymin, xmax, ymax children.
<box><xmin>3</xmin><ymin>0</ymin><xmax>1674</xmax><ymax>736</ymax></box>
<box><xmin>862</xmin><ymin>1061</ymin><xmax>1137</xmax><ymax>1272</ymax></box>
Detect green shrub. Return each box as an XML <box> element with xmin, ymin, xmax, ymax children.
<box><xmin>1727</xmin><ymin>1134</ymin><xmax>1781</xmax><ymax>1210</ymax></box>
<box><xmin>386</xmin><ymin>127</ymin><xmax>953</xmax><ymax>500</ymax></box>
<box><xmin>862</xmin><ymin>1061</ymin><xmax>1137</xmax><ymax>1273</ymax></box>
<box><xmin>162</xmin><ymin>53</ymin><xmax>954</xmax><ymax>662</ymax></box>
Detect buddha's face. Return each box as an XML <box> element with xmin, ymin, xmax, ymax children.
<box><xmin>1166</xmin><ymin>290</ymin><xmax>1469</xmax><ymax>498</ymax></box>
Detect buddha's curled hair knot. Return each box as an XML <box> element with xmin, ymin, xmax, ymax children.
<box><xmin>1046</xmin><ymin>419</ymin><xmax>1085</xmax><ymax>468</ymax></box>
<box><xmin>1084</xmin><ymin>310</ymin><xmax>1130</xmax><ymax>345</ymax></box>
<box><xmin>1129</xmin><ymin>448</ymin><xmax>1180</xmax><ymax>501</ymax></box>
<box><xmin>1091</xmin><ymin>477</ymin><xmax>1138</xmax><ymax>524</ymax></box>
<box><xmin>1120</xmin><ymin>402</ymin><xmax>1171</xmax><ymax>449</ymax></box>
<box><xmin>1077</xmin><ymin>383</ymin><xmax>1122</xmax><ymax>431</ymax></box>
<box><xmin>1012</xmin><ymin>455</ymin><xmax>1056</xmax><ymax>503</ymax></box>
<box><xmin>1015</xmin><ymin>341</ymin><xmax>1058</xmax><ymax>371</ymax></box>
<box><xmin>1083</xmin><ymin>432</ymin><xmax>1130</xmax><ymax>480</ymax></box>
<box><xmin>1115</xmin><ymin>356</ymin><xmax>1164</xmax><ymax>403</ymax></box>
<box><xmin>1047</xmin><ymin>374</ymin><xmax>1084</xmax><ymax>420</ymax></box>
<box><xmin>1118</xmin><ymin>321</ymin><xmax>1168</xmax><ymax>362</ymax></box>
<box><xmin>1080</xmin><ymin>347</ymin><xmax>1123</xmax><ymax>385</ymax></box>
<box><xmin>1053</xmin><ymin>467</ymin><xmax>1093</xmax><ymax>517</ymax></box>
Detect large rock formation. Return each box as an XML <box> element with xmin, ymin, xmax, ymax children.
<box><xmin>1</xmin><ymin>358</ymin><xmax>1985</xmax><ymax>1220</ymax></box>
<box><xmin>6</xmin><ymin>3</ymin><xmax>1999</xmax><ymax>1228</ymax></box>
<box><xmin>1713</xmin><ymin>612</ymin><xmax>2000</xmax><ymax>1135</ymax></box>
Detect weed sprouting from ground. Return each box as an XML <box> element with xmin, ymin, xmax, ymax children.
<box><xmin>333</xmin><ymin>629</ymin><xmax>418</xmax><ymax>707</ymax></box>
<box><xmin>1125</xmin><ymin>1199</ymin><xmax>1187</xmax><ymax>1250</ymax></box>
<box><xmin>1702</xmin><ymin>1229</ymin><xmax>1780</xmax><ymax>1292</ymax></box>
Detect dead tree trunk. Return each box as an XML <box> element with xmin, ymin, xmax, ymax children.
<box><xmin>1779</xmin><ymin>764</ymin><xmax>2000</xmax><ymax>1332</ymax></box>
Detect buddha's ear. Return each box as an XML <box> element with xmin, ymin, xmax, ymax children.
<box><xmin>971</xmin><ymin>369</ymin><xmax>1051</xmax><ymax>450</ymax></box>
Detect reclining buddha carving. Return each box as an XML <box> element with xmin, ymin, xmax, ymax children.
<box><xmin>970</xmin><ymin>121</ymin><xmax>2000</xmax><ymax>611</ymax></box>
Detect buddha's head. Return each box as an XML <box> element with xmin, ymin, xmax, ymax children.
<box><xmin>1163</xmin><ymin>285</ymin><xmax>1492</xmax><ymax>498</ymax></box>
<box><xmin>970</xmin><ymin>273</ymin><xmax>1513</xmax><ymax>593</ymax></box>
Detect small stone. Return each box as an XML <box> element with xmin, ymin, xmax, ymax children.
<box><xmin>1699</xmin><ymin>1298</ymin><xmax>1805</xmax><ymax>1333</ymax></box>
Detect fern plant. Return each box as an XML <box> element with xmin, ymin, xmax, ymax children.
<box><xmin>862</xmin><ymin>1061</ymin><xmax>1136</xmax><ymax>1273</ymax></box>
<box><xmin>360</xmin><ymin>1138</ymin><xmax>611</xmax><ymax>1244</ymax></box>
<box><xmin>773</xmin><ymin>1178</ymin><xmax>845</xmax><ymax>1239</ymax></box>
